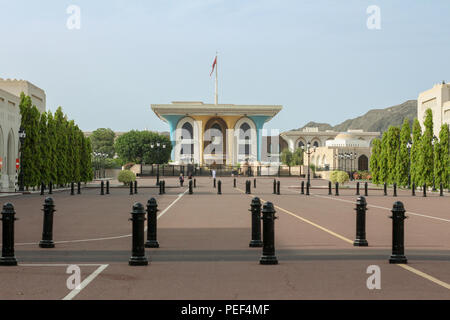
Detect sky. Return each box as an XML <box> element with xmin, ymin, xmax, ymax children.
<box><xmin>1</xmin><ymin>0</ymin><xmax>450</xmax><ymax>133</ymax></box>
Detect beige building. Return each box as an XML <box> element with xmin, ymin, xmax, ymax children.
<box><xmin>0</xmin><ymin>78</ymin><xmax>46</xmax><ymax>191</ymax></box>
<box><xmin>418</xmin><ymin>81</ymin><xmax>450</xmax><ymax>137</ymax></box>
<box><xmin>280</xmin><ymin>127</ymin><xmax>380</xmax><ymax>172</ymax></box>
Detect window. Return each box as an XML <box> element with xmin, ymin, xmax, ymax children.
<box><xmin>181</xmin><ymin>122</ymin><xmax>194</xmax><ymax>155</ymax></box>
<box><xmin>239</xmin><ymin>123</ymin><xmax>251</xmax><ymax>156</ymax></box>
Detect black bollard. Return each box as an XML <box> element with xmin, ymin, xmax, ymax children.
<box><xmin>218</xmin><ymin>180</ymin><xmax>222</xmax><ymax>195</ymax></box>
<box><xmin>328</xmin><ymin>181</ymin><xmax>332</xmax><ymax>195</ymax></box>
<box><xmin>389</xmin><ymin>201</ymin><xmax>408</xmax><ymax>264</ymax></box>
<box><xmin>259</xmin><ymin>202</ymin><xmax>278</xmax><ymax>265</ymax></box>
<box><xmin>335</xmin><ymin>182</ymin><xmax>339</xmax><ymax>196</ymax></box>
<box><xmin>213</xmin><ymin>178</ymin><xmax>216</xmax><ymax>188</ymax></box>
<box><xmin>70</xmin><ymin>182</ymin><xmax>74</xmax><ymax>196</ymax></box>
<box><xmin>0</xmin><ymin>203</ymin><xmax>18</xmax><ymax>266</ymax></box>
<box><xmin>194</xmin><ymin>178</ymin><xmax>197</xmax><ymax>188</ymax></box>
<box><xmin>159</xmin><ymin>181</ymin><xmax>163</xmax><ymax>195</ymax></box>
<box><xmin>384</xmin><ymin>182</ymin><xmax>387</xmax><ymax>196</ymax></box>
<box><xmin>393</xmin><ymin>183</ymin><xmax>397</xmax><ymax>197</ymax></box>
<box><xmin>189</xmin><ymin>180</ymin><xmax>193</xmax><ymax>195</ymax></box>
<box><xmin>233</xmin><ymin>178</ymin><xmax>236</xmax><ymax>188</ymax></box>
<box><xmin>440</xmin><ymin>183</ymin><xmax>443</xmax><ymax>197</ymax></box>
<box><xmin>276</xmin><ymin>181</ymin><xmax>280</xmax><ymax>195</ymax></box>
<box><xmin>273</xmin><ymin>180</ymin><xmax>277</xmax><ymax>194</ymax></box>
<box><xmin>77</xmin><ymin>182</ymin><xmax>81</xmax><ymax>195</ymax></box>
<box><xmin>101</xmin><ymin>181</ymin><xmax>105</xmax><ymax>195</ymax></box>
<box><xmin>249</xmin><ymin>197</ymin><xmax>263</xmax><ymax>247</ymax></box>
<box><xmin>306</xmin><ymin>182</ymin><xmax>310</xmax><ymax>196</ymax></box>
<box><xmin>364</xmin><ymin>182</ymin><xmax>368</xmax><ymax>196</ymax></box>
<box><xmin>162</xmin><ymin>180</ymin><xmax>166</xmax><ymax>194</ymax></box>
<box><xmin>353</xmin><ymin>196</ymin><xmax>368</xmax><ymax>247</ymax></box>
<box><xmin>106</xmin><ymin>181</ymin><xmax>110</xmax><ymax>195</ymax></box>
<box><xmin>248</xmin><ymin>180</ymin><xmax>252</xmax><ymax>194</ymax></box>
<box><xmin>301</xmin><ymin>181</ymin><xmax>304</xmax><ymax>195</ymax></box>
<box><xmin>356</xmin><ymin>182</ymin><xmax>360</xmax><ymax>196</ymax></box>
<box><xmin>423</xmin><ymin>183</ymin><xmax>427</xmax><ymax>197</ymax></box>
<box><xmin>254</xmin><ymin>178</ymin><xmax>256</xmax><ymax>189</ymax></box>
<box><xmin>129</xmin><ymin>203</ymin><xmax>148</xmax><ymax>266</ymax></box>
<box><xmin>129</xmin><ymin>181</ymin><xmax>133</xmax><ymax>195</ymax></box>
<box><xmin>412</xmin><ymin>182</ymin><xmax>415</xmax><ymax>196</ymax></box>
<box><xmin>39</xmin><ymin>198</ymin><xmax>56</xmax><ymax>248</ymax></box>
<box><xmin>40</xmin><ymin>182</ymin><xmax>45</xmax><ymax>196</ymax></box>
<box><xmin>145</xmin><ymin>198</ymin><xmax>159</xmax><ymax>248</ymax></box>
<box><xmin>49</xmin><ymin>181</ymin><xmax>53</xmax><ymax>195</ymax></box>
<box><xmin>134</xmin><ymin>181</ymin><xmax>138</xmax><ymax>194</ymax></box>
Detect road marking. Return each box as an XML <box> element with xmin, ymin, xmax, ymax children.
<box><xmin>13</xmin><ymin>189</ymin><xmax>188</xmax><ymax>246</ymax></box>
<box><xmin>235</xmin><ymin>188</ymin><xmax>353</xmax><ymax>244</ymax></box>
<box><xmin>237</xmin><ymin>186</ymin><xmax>450</xmax><ymax>291</ymax></box>
<box><xmin>283</xmin><ymin>188</ymin><xmax>450</xmax><ymax>223</ymax></box>
<box><xmin>397</xmin><ymin>264</ymin><xmax>450</xmax><ymax>290</ymax></box>
<box><xmin>62</xmin><ymin>264</ymin><xmax>109</xmax><ymax>300</ymax></box>
<box><xmin>19</xmin><ymin>264</ymin><xmax>105</xmax><ymax>267</ymax></box>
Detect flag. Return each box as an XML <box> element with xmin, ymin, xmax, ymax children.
<box><xmin>210</xmin><ymin>56</ymin><xmax>217</xmax><ymax>77</ymax></box>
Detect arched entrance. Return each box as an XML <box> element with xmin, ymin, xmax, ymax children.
<box><xmin>358</xmin><ymin>155</ymin><xmax>368</xmax><ymax>171</ymax></box>
<box><xmin>204</xmin><ymin>118</ymin><xmax>227</xmax><ymax>165</ymax></box>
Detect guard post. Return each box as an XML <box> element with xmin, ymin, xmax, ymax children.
<box><xmin>145</xmin><ymin>198</ymin><xmax>159</xmax><ymax>248</ymax></box>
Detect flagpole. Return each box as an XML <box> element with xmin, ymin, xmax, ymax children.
<box><xmin>215</xmin><ymin>52</ymin><xmax>218</xmax><ymax>105</ymax></box>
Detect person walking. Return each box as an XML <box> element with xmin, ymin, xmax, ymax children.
<box><xmin>179</xmin><ymin>173</ymin><xmax>185</xmax><ymax>187</ymax></box>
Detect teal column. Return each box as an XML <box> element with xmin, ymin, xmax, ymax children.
<box><xmin>248</xmin><ymin>116</ymin><xmax>270</xmax><ymax>161</ymax></box>
<box><xmin>163</xmin><ymin>115</ymin><xmax>184</xmax><ymax>161</ymax></box>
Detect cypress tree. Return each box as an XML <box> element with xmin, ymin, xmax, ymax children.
<box><xmin>55</xmin><ymin>107</ymin><xmax>68</xmax><ymax>186</ymax></box>
<box><xmin>19</xmin><ymin>93</ymin><xmax>33</xmax><ymax>188</ymax></box>
<box><xmin>396</xmin><ymin>119</ymin><xmax>411</xmax><ymax>187</ymax></box>
<box><xmin>38</xmin><ymin>112</ymin><xmax>50</xmax><ymax>185</ymax></box>
<box><xmin>420</xmin><ymin>109</ymin><xmax>434</xmax><ymax>186</ymax></box>
<box><xmin>410</xmin><ymin>118</ymin><xmax>422</xmax><ymax>186</ymax></box>
<box><xmin>47</xmin><ymin>112</ymin><xmax>58</xmax><ymax>184</ymax></box>
<box><xmin>379</xmin><ymin>132</ymin><xmax>389</xmax><ymax>183</ymax></box>
<box><xmin>386</xmin><ymin>126</ymin><xmax>400</xmax><ymax>184</ymax></box>
<box><xmin>436</xmin><ymin>124</ymin><xmax>449</xmax><ymax>189</ymax></box>
<box><xmin>369</xmin><ymin>138</ymin><xmax>381</xmax><ymax>185</ymax></box>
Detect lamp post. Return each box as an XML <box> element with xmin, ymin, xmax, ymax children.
<box><xmin>151</xmin><ymin>142</ymin><xmax>166</xmax><ymax>186</ymax></box>
<box><xmin>432</xmin><ymin>135</ymin><xmax>438</xmax><ymax>191</ymax></box>
<box><xmin>301</xmin><ymin>142</ymin><xmax>316</xmax><ymax>186</ymax></box>
<box><xmin>18</xmin><ymin>127</ymin><xmax>26</xmax><ymax>192</ymax></box>
<box><xmin>406</xmin><ymin>141</ymin><xmax>412</xmax><ymax>189</ymax></box>
<box><xmin>93</xmin><ymin>152</ymin><xmax>108</xmax><ymax>179</ymax></box>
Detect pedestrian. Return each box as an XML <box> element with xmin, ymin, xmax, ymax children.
<box><xmin>212</xmin><ymin>169</ymin><xmax>216</xmax><ymax>180</ymax></box>
<box><xmin>179</xmin><ymin>173</ymin><xmax>185</xmax><ymax>187</ymax></box>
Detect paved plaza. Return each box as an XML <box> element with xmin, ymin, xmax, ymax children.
<box><xmin>0</xmin><ymin>177</ymin><xmax>449</xmax><ymax>300</ymax></box>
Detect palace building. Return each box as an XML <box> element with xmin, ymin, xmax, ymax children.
<box><xmin>151</xmin><ymin>101</ymin><xmax>282</xmax><ymax>165</ymax></box>
<box><xmin>0</xmin><ymin>78</ymin><xmax>46</xmax><ymax>191</ymax></box>
<box><xmin>418</xmin><ymin>81</ymin><xmax>450</xmax><ymax>137</ymax></box>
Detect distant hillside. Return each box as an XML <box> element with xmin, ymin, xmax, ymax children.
<box><xmin>298</xmin><ymin>100</ymin><xmax>417</xmax><ymax>133</ymax></box>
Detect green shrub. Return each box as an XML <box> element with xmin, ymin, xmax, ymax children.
<box><xmin>118</xmin><ymin>170</ymin><xmax>136</xmax><ymax>185</ymax></box>
<box><xmin>329</xmin><ymin>170</ymin><xmax>349</xmax><ymax>184</ymax></box>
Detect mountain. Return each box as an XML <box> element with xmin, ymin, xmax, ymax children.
<box><xmin>298</xmin><ymin>100</ymin><xmax>417</xmax><ymax>133</ymax></box>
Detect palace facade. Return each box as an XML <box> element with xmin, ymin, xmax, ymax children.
<box><xmin>151</xmin><ymin>101</ymin><xmax>282</xmax><ymax>165</ymax></box>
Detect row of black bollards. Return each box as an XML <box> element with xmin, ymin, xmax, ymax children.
<box><xmin>272</xmin><ymin>180</ymin><xmax>281</xmax><ymax>195</ymax></box>
<box><xmin>248</xmin><ymin>197</ymin><xmax>278</xmax><ymax>264</ymax></box>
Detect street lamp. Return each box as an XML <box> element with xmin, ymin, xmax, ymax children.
<box><xmin>301</xmin><ymin>142</ymin><xmax>316</xmax><ymax>186</ymax></box>
<box><xmin>432</xmin><ymin>135</ymin><xmax>438</xmax><ymax>191</ymax></box>
<box><xmin>18</xmin><ymin>127</ymin><xmax>26</xmax><ymax>192</ymax></box>
<box><xmin>151</xmin><ymin>142</ymin><xmax>166</xmax><ymax>185</ymax></box>
<box><xmin>406</xmin><ymin>140</ymin><xmax>412</xmax><ymax>188</ymax></box>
